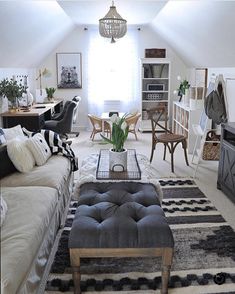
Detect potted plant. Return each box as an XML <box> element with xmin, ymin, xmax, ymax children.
<box><xmin>45</xmin><ymin>87</ymin><xmax>56</xmax><ymax>101</ymax></box>
<box><xmin>0</xmin><ymin>78</ymin><xmax>26</xmax><ymax>111</ymax></box>
<box><xmin>176</xmin><ymin>76</ymin><xmax>190</xmax><ymax>104</ymax></box>
<box><xmin>101</xmin><ymin>113</ymin><xmax>129</xmax><ymax>172</ymax></box>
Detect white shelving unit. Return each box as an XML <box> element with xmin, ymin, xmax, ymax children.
<box><xmin>139</xmin><ymin>58</ymin><xmax>171</xmax><ymax>132</ymax></box>
<box><xmin>173</xmin><ymin>101</ymin><xmax>202</xmax><ymax>154</ymax></box>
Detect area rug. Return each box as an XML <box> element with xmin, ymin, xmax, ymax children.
<box><xmin>45</xmin><ymin>180</ymin><xmax>235</xmax><ymax>293</ymax></box>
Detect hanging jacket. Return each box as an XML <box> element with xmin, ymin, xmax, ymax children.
<box><xmin>204</xmin><ymin>75</ymin><xmax>227</xmax><ymax>125</ymax></box>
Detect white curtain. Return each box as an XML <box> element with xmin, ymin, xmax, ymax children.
<box><xmin>87</xmin><ymin>27</ymin><xmax>140</xmax><ymax>115</ymax></box>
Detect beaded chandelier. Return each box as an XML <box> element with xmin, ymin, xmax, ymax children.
<box><xmin>99</xmin><ymin>1</ymin><xmax>127</xmax><ymax>43</ymax></box>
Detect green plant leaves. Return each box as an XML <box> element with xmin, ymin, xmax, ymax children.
<box><xmin>100</xmin><ymin>113</ymin><xmax>129</xmax><ymax>152</ymax></box>
<box><xmin>0</xmin><ymin>78</ymin><xmax>26</xmax><ymax>102</ymax></box>
<box><xmin>45</xmin><ymin>87</ymin><xmax>56</xmax><ymax>98</ymax></box>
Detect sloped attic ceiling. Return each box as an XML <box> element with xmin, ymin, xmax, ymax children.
<box><xmin>0</xmin><ymin>0</ymin><xmax>235</xmax><ymax>68</ymax></box>
<box><xmin>151</xmin><ymin>0</ymin><xmax>235</xmax><ymax>67</ymax></box>
<box><xmin>57</xmin><ymin>0</ymin><xmax>167</xmax><ymax>25</ymax></box>
<box><xmin>0</xmin><ymin>1</ymin><xmax>74</xmax><ymax>68</ymax></box>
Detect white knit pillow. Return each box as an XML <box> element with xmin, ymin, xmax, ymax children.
<box><xmin>7</xmin><ymin>137</ymin><xmax>35</xmax><ymax>173</ymax></box>
<box><xmin>1</xmin><ymin>197</ymin><xmax>8</xmax><ymax>227</ymax></box>
<box><xmin>3</xmin><ymin>124</ymin><xmax>25</xmax><ymax>141</ymax></box>
<box><xmin>26</xmin><ymin>133</ymin><xmax>52</xmax><ymax>166</ymax></box>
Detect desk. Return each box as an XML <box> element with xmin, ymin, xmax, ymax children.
<box><xmin>1</xmin><ymin>100</ymin><xmax>63</xmax><ymax>131</ymax></box>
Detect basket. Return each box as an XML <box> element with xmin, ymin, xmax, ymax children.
<box><xmin>202</xmin><ymin>131</ymin><xmax>220</xmax><ymax>161</ymax></box>
<box><xmin>145</xmin><ymin>48</ymin><xmax>166</xmax><ymax>58</ymax></box>
<box><xmin>146</xmin><ymin>93</ymin><xmax>164</xmax><ymax>100</ymax></box>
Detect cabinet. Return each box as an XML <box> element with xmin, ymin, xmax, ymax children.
<box><xmin>217</xmin><ymin>122</ymin><xmax>235</xmax><ymax>203</ymax></box>
<box><xmin>173</xmin><ymin>101</ymin><xmax>202</xmax><ymax>154</ymax></box>
<box><xmin>140</xmin><ymin>58</ymin><xmax>170</xmax><ymax>132</ymax></box>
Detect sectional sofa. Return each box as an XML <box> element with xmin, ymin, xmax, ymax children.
<box><xmin>0</xmin><ymin>142</ymin><xmax>73</xmax><ymax>294</ymax></box>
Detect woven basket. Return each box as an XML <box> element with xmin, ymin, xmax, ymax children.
<box><xmin>202</xmin><ymin>131</ymin><xmax>220</xmax><ymax>161</ymax></box>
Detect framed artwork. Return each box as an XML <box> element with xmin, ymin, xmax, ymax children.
<box><xmin>56</xmin><ymin>53</ymin><xmax>82</xmax><ymax>89</ymax></box>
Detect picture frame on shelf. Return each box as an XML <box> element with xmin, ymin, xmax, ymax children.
<box><xmin>56</xmin><ymin>52</ymin><xmax>82</xmax><ymax>89</ymax></box>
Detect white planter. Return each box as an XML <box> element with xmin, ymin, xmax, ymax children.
<box><xmin>184</xmin><ymin>89</ymin><xmax>190</xmax><ymax>106</ymax></box>
<box><xmin>109</xmin><ymin>148</ymin><xmax>127</xmax><ymax>172</ymax></box>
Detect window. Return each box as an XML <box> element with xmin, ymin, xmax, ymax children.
<box><xmin>87</xmin><ymin>29</ymin><xmax>140</xmax><ymax>115</ymax></box>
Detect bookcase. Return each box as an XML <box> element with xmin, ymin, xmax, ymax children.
<box><xmin>139</xmin><ymin>58</ymin><xmax>171</xmax><ymax>132</ymax></box>
<box><xmin>173</xmin><ymin>101</ymin><xmax>202</xmax><ymax>154</ymax></box>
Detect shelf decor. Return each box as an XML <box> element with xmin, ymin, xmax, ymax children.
<box><xmin>140</xmin><ymin>58</ymin><xmax>170</xmax><ymax>132</ymax></box>
<box><xmin>56</xmin><ymin>53</ymin><xmax>82</xmax><ymax>89</ymax></box>
<box><xmin>145</xmin><ymin>48</ymin><xmax>166</xmax><ymax>58</ymax></box>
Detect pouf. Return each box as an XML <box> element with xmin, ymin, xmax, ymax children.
<box><xmin>69</xmin><ymin>182</ymin><xmax>174</xmax><ymax>294</ymax></box>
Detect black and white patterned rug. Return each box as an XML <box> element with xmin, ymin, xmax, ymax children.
<box><xmin>45</xmin><ymin>180</ymin><xmax>235</xmax><ymax>293</ymax></box>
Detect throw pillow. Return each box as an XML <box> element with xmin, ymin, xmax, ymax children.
<box><xmin>0</xmin><ymin>128</ymin><xmax>6</xmax><ymax>145</ymax></box>
<box><xmin>3</xmin><ymin>125</ymin><xmax>25</xmax><ymax>141</ymax></box>
<box><xmin>1</xmin><ymin>197</ymin><xmax>8</xmax><ymax>227</ymax></box>
<box><xmin>26</xmin><ymin>133</ymin><xmax>52</xmax><ymax>166</ymax></box>
<box><xmin>22</xmin><ymin>127</ymin><xmax>34</xmax><ymax>138</ymax></box>
<box><xmin>7</xmin><ymin>137</ymin><xmax>35</xmax><ymax>173</ymax></box>
<box><xmin>22</xmin><ymin>127</ymin><xmax>78</xmax><ymax>171</ymax></box>
<box><xmin>22</xmin><ymin>127</ymin><xmax>75</xmax><ymax>158</ymax></box>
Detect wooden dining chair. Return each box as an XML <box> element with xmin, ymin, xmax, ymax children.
<box><xmin>125</xmin><ymin>112</ymin><xmax>141</xmax><ymax>140</ymax></box>
<box><xmin>147</xmin><ymin>105</ymin><xmax>189</xmax><ymax>173</ymax></box>
<box><xmin>87</xmin><ymin>114</ymin><xmax>111</xmax><ymax>141</ymax></box>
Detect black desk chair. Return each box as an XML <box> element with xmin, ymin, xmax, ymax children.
<box><xmin>43</xmin><ymin>101</ymin><xmax>77</xmax><ymax>140</ymax></box>
<box><xmin>52</xmin><ymin>101</ymin><xmax>72</xmax><ymax>121</ymax></box>
<box><xmin>70</xmin><ymin>96</ymin><xmax>81</xmax><ymax>137</ymax></box>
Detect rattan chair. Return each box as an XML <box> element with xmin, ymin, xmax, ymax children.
<box><xmin>88</xmin><ymin>114</ymin><xmax>111</xmax><ymax>141</ymax></box>
<box><xmin>125</xmin><ymin>112</ymin><xmax>141</xmax><ymax>140</ymax></box>
<box><xmin>147</xmin><ymin>105</ymin><xmax>189</xmax><ymax>173</ymax></box>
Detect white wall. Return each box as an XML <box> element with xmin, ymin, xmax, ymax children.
<box><xmin>0</xmin><ymin>68</ymin><xmax>36</xmax><ymax>92</ymax></box>
<box><xmin>36</xmin><ymin>26</ymin><xmax>88</xmax><ymax>130</ymax></box>
<box><xmin>37</xmin><ymin>25</ymin><xmax>188</xmax><ymax>130</ymax></box>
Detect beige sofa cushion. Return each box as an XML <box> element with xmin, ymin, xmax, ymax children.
<box><xmin>1</xmin><ymin>186</ymin><xmax>58</xmax><ymax>294</ymax></box>
<box><xmin>0</xmin><ymin>155</ymin><xmax>71</xmax><ymax>195</ymax></box>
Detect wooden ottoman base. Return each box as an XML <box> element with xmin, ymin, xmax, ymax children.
<box><xmin>70</xmin><ymin>247</ymin><xmax>173</xmax><ymax>294</ymax></box>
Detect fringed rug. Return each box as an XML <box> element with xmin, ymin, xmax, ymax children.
<box><xmin>45</xmin><ymin>180</ymin><xmax>235</xmax><ymax>293</ymax></box>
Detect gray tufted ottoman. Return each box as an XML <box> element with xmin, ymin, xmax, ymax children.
<box><xmin>69</xmin><ymin>182</ymin><xmax>174</xmax><ymax>294</ymax></box>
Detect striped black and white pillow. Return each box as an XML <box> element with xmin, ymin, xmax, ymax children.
<box><xmin>22</xmin><ymin>128</ymin><xmax>77</xmax><ymax>170</ymax></box>
<box><xmin>0</xmin><ymin>128</ymin><xmax>6</xmax><ymax>145</ymax></box>
<box><xmin>41</xmin><ymin>129</ymin><xmax>75</xmax><ymax>158</ymax></box>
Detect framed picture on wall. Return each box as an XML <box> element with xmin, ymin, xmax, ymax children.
<box><xmin>56</xmin><ymin>52</ymin><xmax>82</xmax><ymax>89</ymax></box>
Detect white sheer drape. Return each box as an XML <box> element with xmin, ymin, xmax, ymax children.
<box><xmin>87</xmin><ymin>27</ymin><xmax>140</xmax><ymax>115</ymax></box>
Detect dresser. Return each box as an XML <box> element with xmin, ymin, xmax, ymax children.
<box><xmin>217</xmin><ymin>122</ymin><xmax>235</xmax><ymax>203</ymax></box>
